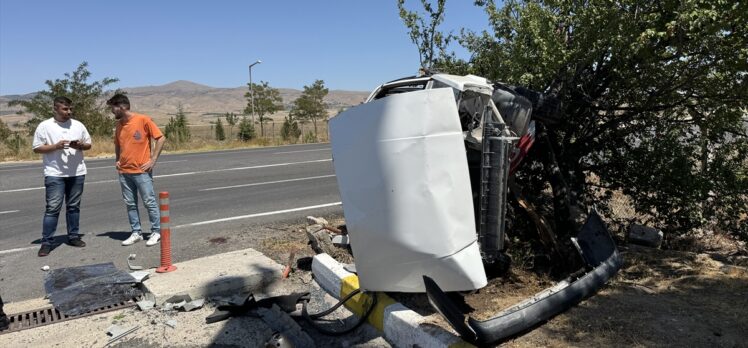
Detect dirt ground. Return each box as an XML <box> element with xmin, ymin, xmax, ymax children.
<box><xmin>261</xmin><ymin>216</ymin><xmax>748</xmax><ymax>348</ymax></box>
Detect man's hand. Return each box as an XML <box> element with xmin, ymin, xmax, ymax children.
<box><xmin>140</xmin><ymin>159</ymin><xmax>156</xmax><ymax>172</ymax></box>
<box><xmin>55</xmin><ymin>140</ymin><xmax>70</xmax><ymax>150</ymax></box>
<box><xmin>115</xmin><ymin>161</ymin><xmax>122</xmax><ymax>171</ymax></box>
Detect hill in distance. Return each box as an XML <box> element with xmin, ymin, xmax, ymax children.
<box><xmin>0</xmin><ymin>80</ymin><xmax>370</xmax><ymax>126</ymax></box>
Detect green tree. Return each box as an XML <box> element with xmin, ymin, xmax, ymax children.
<box><xmin>164</xmin><ymin>104</ymin><xmax>191</xmax><ymax>146</ymax></box>
<box><xmin>244</xmin><ymin>81</ymin><xmax>283</xmax><ymax>137</ymax></box>
<box><xmin>8</xmin><ymin>62</ymin><xmax>120</xmax><ymax>136</ymax></box>
<box><xmin>280</xmin><ymin>115</ymin><xmax>301</xmax><ymax>143</ymax></box>
<box><xmin>237</xmin><ymin>116</ymin><xmax>255</xmax><ymax>141</ymax></box>
<box><xmin>225</xmin><ymin>112</ymin><xmax>238</xmax><ymax>138</ymax></box>
<box><xmin>214</xmin><ymin>116</ymin><xmax>226</xmax><ymax>141</ymax></box>
<box><xmin>407</xmin><ymin>0</ymin><xmax>748</xmax><ymax>240</ymax></box>
<box><xmin>289</xmin><ymin>80</ymin><xmax>328</xmax><ymax>138</ymax></box>
<box><xmin>397</xmin><ymin>0</ymin><xmax>453</xmax><ymax>70</ymax></box>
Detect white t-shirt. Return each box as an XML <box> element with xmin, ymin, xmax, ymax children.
<box><xmin>32</xmin><ymin>117</ymin><xmax>92</xmax><ymax>177</ymax></box>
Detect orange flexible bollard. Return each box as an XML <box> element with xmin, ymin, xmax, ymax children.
<box><xmin>156</xmin><ymin>191</ymin><xmax>177</xmax><ymax>273</ymax></box>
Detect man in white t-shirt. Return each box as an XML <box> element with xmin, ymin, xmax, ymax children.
<box><xmin>32</xmin><ymin>96</ymin><xmax>93</xmax><ymax>257</ymax></box>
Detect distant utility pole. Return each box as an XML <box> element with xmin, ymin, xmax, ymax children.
<box><xmin>248</xmin><ymin>60</ymin><xmax>262</xmax><ymax>124</ymax></box>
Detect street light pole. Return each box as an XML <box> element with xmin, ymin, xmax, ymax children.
<box><xmin>248</xmin><ymin>60</ymin><xmax>262</xmax><ymax>124</ymax></box>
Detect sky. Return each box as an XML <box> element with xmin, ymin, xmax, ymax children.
<box><xmin>0</xmin><ymin>1</ymin><xmax>490</xmax><ymax>96</ymax></box>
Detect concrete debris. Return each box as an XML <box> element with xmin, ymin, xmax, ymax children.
<box><xmin>129</xmin><ymin>271</ymin><xmax>150</xmax><ymax>283</ymax></box>
<box><xmin>180</xmin><ymin>299</ymin><xmax>205</xmax><ymax>312</ymax></box>
<box><xmin>628</xmin><ymin>224</ymin><xmax>664</xmax><ymax>248</ymax></box>
<box><xmin>306</xmin><ymin>216</ymin><xmax>329</xmax><ymax>226</ymax></box>
<box><xmin>136</xmin><ymin>300</ymin><xmax>155</xmax><ymax>311</ymax></box>
<box><xmin>127</xmin><ymin>254</ymin><xmax>144</xmax><ymax>270</ymax></box>
<box><xmin>160</xmin><ymin>295</ymin><xmax>205</xmax><ymax>312</ymax></box>
<box><xmin>164</xmin><ymin>295</ymin><xmax>192</xmax><ymax>303</ymax></box>
<box><xmin>331</xmin><ymin>235</ymin><xmax>350</xmax><ymax>246</ymax></box>
<box><xmin>41</xmin><ymin>265</ymin><xmax>50</xmax><ymax>271</ymax></box>
<box><xmin>256</xmin><ymin>304</ymin><xmax>315</xmax><ymax>348</ymax></box>
<box><xmin>105</xmin><ymin>324</ymin><xmax>140</xmax><ymax>346</ymax></box>
<box><xmin>306</xmin><ymin>227</ymin><xmax>336</xmax><ymax>255</ymax></box>
<box><xmin>305</xmin><ymin>224</ymin><xmax>324</xmax><ymax>234</ymax></box>
<box><xmin>165</xmin><ymin>319</ymin><xmax>177</xmax><ymax>329</ymax></box>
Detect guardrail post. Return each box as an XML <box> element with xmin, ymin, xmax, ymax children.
<box><xmin>156</xmin><ymin>191</ymin><xmax>177</xmax><ymax>273</ymax></box>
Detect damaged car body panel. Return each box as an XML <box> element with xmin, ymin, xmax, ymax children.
<box><xmin>329</xmin><ymin>73</ymin><xmax>622</xmax><ymax>344</ymax></box>
<box><xmin>329</xmin><ymin>86</ymin><xmax>487</xmax><ymax>292</ymax></box>
<box><xmin>424</xmin><ymin>210</ymin><xmax>623</xmax><ymax>345</ymax></box>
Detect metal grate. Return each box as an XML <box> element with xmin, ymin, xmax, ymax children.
<box><xmin>0</xmin><ymin>298</ymin><xmax>138</xmax><ymax>335</ymax></box>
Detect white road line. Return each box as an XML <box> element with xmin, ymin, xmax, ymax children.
<box><xmin>273</xmin><ymin>148</ymin><xmax>330</xmax><ymax>154</ymax></box>
<box><xmin>173</xmin><ymin>202</ymin><xmax>342</xmax><ymax>228</ymax></box>
<box><xmin>0</xmin><ymin>246</ymin><xmax>37</xmax><ymax>255</ymax></box>
<box><xmin>0</xmin><ymin>159</ymin><xmax>332</xmax><ymax>193</ymax></box>
<box><xmin>200</xmin><ymin>174</ymin><xmax>336</xmax><ymax>191</ymax></box>
<box><xmin>0</xmin><ymin>210</ymin><xmax>20</xmax><ymax>214</ymax></box>
<box><xmin>153</xmin><ymin>159</ymin><xmax>331</xmax><ymax>178</ymax></box>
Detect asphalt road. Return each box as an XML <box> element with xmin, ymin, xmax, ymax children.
<box><xmin>0</xmin><ymin>143</ymin><xmax>342</xmax><ymax>301</ymax></box>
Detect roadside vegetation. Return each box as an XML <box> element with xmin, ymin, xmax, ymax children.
<box><xmin>399</xmin><ymin>0</ymin><xmax>748</xmax><ymax>244</ymax></box>
<box><xmin>0</xmin><ymin>64</ymin><xmax>333</xmax><ymax>162</ymax></box>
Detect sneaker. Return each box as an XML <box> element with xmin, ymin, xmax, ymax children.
<box><xmin>67</xmin><ymin>239</ymin><xmax>86</xmax><ymax>247</ymax></box>
<box><xmin>122</xmin><ymin>233</ymin><xmax>143</xmax><ymax>246</ymax></box>
<box><xmin>145</xmin><ymin>233</ymin><xmax>161</xmax><ymax>247</ymax></box>
<box><xmin>38</xmin><ymin>244</ymin><xmax>51</xmax><ymax>257</ymax></box>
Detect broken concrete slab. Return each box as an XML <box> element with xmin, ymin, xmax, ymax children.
<box><xmin>180</xmin><ymin>299</ymin><xmax>205</xmax><ymax>312</ymax></box>
<box><xmin>306</xmin><ymin>227</ymin><xmax>336</xmax><ymax>255</ymax></box>
<box><xmin>136</xmin><ymin>300</ymin><xmax>155</xmax><ymax>311</ymax></box>
<box><xmin>165</xmin><ymin>319</ymin><xmax>177</xmax><ymax>329</ymax></box>
<box><xmin>164</xmin><ymin>295</ymin><xmax>192</xmax><ymax>304</ymax></box>
<box><xmin>628</xmin><ymin>224</ymin><xmax>664</xmax><ymax>248</ymax></box>
<box><xmin>142</xmin><ymin>248</ymin><xmax>283</xmax><ymax>305</ymax></box>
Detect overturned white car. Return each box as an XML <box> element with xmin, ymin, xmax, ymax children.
<box><xmin>328</xmin><ymin>73</ymin><xmax>622</xmax><ymax>345</ymax></box>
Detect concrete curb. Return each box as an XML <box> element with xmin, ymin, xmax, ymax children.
<box><xmin>311</xmin><ymin>253</ymin><xmax>474</xmax><ymax>348</ymax></box>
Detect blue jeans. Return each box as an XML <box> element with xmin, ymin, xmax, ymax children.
<box><xmin>42</xmin><ymin>175</ymin><xmax>85</xmax><ymax>245</ymax></box>
<box><xmin>118</xmin><ymin>173</ymin><xmax>160</xmax><ymax>235</ymax></box>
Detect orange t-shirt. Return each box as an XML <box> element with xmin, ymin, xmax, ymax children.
<box><xmin>115</xmin><ymin>113</ymin><xmax>164</xmax><ymax>174</ymax></box>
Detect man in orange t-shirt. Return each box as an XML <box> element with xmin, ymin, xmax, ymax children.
<box><xmin>108</xmin><ymin>94</ymin><xmax>167</xmax><ymax>247</ymax></box>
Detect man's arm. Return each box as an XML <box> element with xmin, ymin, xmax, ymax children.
<box><xmin>33</xmin><ymin>140</ymin><xmax>69</xmax><ymax>154</ymax></box>
<box><xmin>140</xmin><ymin>136</ymin><xmax>166</xmax><ymax>172</ymax></box>
<box><xmin>115</xmin><ymin>143</ymin><xmax>121</xmax><ymax>171</ymax></box>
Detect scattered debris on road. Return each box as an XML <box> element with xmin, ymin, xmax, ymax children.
<box><xmin>105</xmin><ymin>324</ymin><xmax>139</xmax><ymax>346</ymax></box>
<box><xmin>127</xmin><ymin>254</ymin><xmax>144</xmax><ymax>270</ymax></box>
<box><xmin>44</xmin><ymin>263</ymin><xmax>142</xmax><ymax>316</ymax></box>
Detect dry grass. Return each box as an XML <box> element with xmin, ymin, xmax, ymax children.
<box><xmin>0</xmin><ymin>134</ymin><xmax>328</xmax><ymax>163</ymax></box>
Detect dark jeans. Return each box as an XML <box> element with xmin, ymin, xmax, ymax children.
<box><xmin>41</xmin><ymin>175</ymin><xmax>85</xmax><ymax>245</ymax></box>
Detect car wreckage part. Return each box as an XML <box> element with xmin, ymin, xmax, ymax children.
<box><xmin>329</xmin><ymin>87</ymin><xmax>487</xmax><ymax>292</ymax></box>
<box><xmin>478</xmin><ymin>121</ymin><xmax>513</xmax><ymax>261</ymax></box>
<box><xmin>301</xmin><ymin>288</ymin><xmax>379</xmax><ymax>336</ymax></box>
<box><xmin>424</xmin><ymin>210</ymin><xmax>622</xmax><ymax>345</ymax></box>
